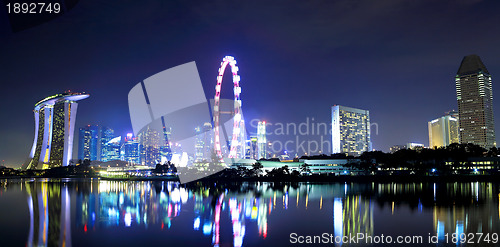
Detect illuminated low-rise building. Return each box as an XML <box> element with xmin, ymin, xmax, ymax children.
<box><xmin>390</xmin><ymin>145</ymin><xmax>406</xmax><ymax>153</ymax></box>
<box><xmin>331</xmin><ymin>105</ymin><xmax>371</xmax><ymax>156</ymax></box>
<box><xmin>25</xmin><ymin>92</ymin><xmax>89</xmax><ymax>169</ymax></box>
<box><xmin>407</xmin><ymin>142</ymin><xmax>424</xmax><ymax>150</ymax></box>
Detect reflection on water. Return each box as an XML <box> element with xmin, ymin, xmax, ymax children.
<box><xmin>25</xmin><ymin>181</ymin><xmax>71</xmax><ymax>247</ymax></box>
<box><xmin>1</xmin><ymin>180</ymin><xmax>500</xmax><ymax>246</ymax></box>
<box><xmin>432</xmin><ymin>182</ymin><xmax>500</xmax><ymax>242</ymax></box>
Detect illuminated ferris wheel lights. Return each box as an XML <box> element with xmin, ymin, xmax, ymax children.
<box><xmin>214</xmin><ymin>55</ymin><xmax>242</xmax><ymax>159</ymax></box>
<box><xmin>231</xmin><ymin>66</ymin><xmax>239</xmax><ymax>73</ymax></box>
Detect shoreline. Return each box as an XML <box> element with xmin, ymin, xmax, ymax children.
<box><xmin>2</xmin><ymin>174</ymin><xmax>500</xmax><ymax>183</ymax></box>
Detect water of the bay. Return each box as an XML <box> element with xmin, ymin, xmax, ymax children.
<box><xmin>0</xmin><ymin>178</ymin><xmax>499</xmax><ymax>246</ymax></box>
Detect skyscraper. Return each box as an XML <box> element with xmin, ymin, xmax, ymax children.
<box><xmin>122</xmin><ymin>133</ymin><xmax>140</xmax><ymax>164</ymax></box>
<box><xmin>455</xmin><ymin>55</ymin><xmax>495</xmax><ymax>148</ymax></box>
<box><xmin>249</xmin><ymin>136</ymin><xmax>258</xmax><ymax>159</ymax></box>
<box><xmin>138</xmin><ymin>126</ymin><xmax>161</xmax><ymax>166</ymax></box>
<box><xmin>100</xmin><ymin>127</ymin><xmax>115</xmax><ymax>160</ymax></box>
<box><xmin>257</xmin><ymin>121</ymin><xmax>267</xmax><ymax>159</ymax></box>
<box><xmin>331</xmin><ymin>105</ymin><xmax>371</xmax><ymax>156</ymax></box>
<box><xmin>25</xmin><ymin>92</ymin><xmax>89</xmax><ymax>169</ymax></box>
<box><xmin>78</xmin><ymin>125</ymin><xmax>100</xmax><ymax>161</ymax></box>
<box><xmin>194</xmin><ymin>122</ymin><xmax>213</xmax><ymax>163</ymax></box>
<box><xmin>78</xmin><ymin>125</ymin><xmax>115</xmax><ymax>162</ymax></box>
<box><xmin>101</xmin><ymin>136</ymin><xmax>121</xmax><ymax>162</ymax></box>
<box><xmin>428</xmin><ymin>111</ymin><xmax>459</xmax><ymax>148</ymax></box>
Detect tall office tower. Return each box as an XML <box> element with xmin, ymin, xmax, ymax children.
<box><xmin>238</xmin><ymin>120</ymin><xmax>246</xmax><ymax>159</ymax></box>
<box><xmin>160</xmin><ymin>117</ymin><xmax>173</xmax><ymax>161</ymax></box>
<box><xmin>122</xmin><ymin>133</ymin><xmax>140</xmax><ymax>164</ymax></box>
<box><xmin>249</xmin><ymin>136</ymin><xmax>258</xmax><ymax>159</ymax></box>
<box><xmin>428</xmin><ymin>111</ymin><xmax>459</xmax><ymax>148</ymax></box>
<box><xmin>100</xmin><ymin>127</ymin><xmax>114</xmax><ymax>160</ymax></box>
<box><xmin>25</xmin><ymin>92</ymin><xmax>89</xmax><ymax>169</ymax></box>
<box><xmin>245</xmin><ymin>139</ymin><xmax>252</xmax><ymax>159</ymax></box>
<box><xmin>78</xmin><ymin>127</ymin><xmax>91</xmax><ymax>161</ymax></box>
<box><xmin>78</xmin><ymin>125</ymin><xmax>101</xmax><ymax>161</ymax></box>
<box><xmin>456</xmin><ymin>55</ymin><xmax>496</xmax><ymax>148</ymax></box>
<box><xmin>138</xmin><ymin>126</ymin><xmax>161</xmax><ymax>166</ymax></box>
<box><xmin>194</xmin><ymin>122</ymin><xmax>213</xmax><ymax>162</ymax></box>
<box><xmin>194</xmin><ymin>126</ymin><xmax>204</xmax><ymax>162</ymax></box>
<box><xmin>331</xmin><ymin>105</ymin><xmax>371</xmax><ymax>156</ymax></box>
<box><xmin>257</xmin><ymin>121</ymin><xmax>267</xmax><ymax>159</ymax></box>
<box><xmin>101</xmin><ymin>136</ymin><xmax>121</xmax><ymax>162</ymax></box>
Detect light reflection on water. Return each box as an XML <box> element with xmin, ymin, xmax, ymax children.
<box><xmin>1</xmin><ymin>179</ymin><xmax>500</xmax><ymax>246</ymax></box>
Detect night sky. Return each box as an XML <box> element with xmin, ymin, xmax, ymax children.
<box><xmin>2</xmin><ymin>0</ymin><xmax>500</xmax><ymax>168</ymax></box>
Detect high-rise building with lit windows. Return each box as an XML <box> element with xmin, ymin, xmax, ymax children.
<box><xmin>78</xmin><ymin>125</ymin><xmax>100</xmax><ymax>161</ymax></box>
<box><xmin>428</xmin><ymin>111</ymin><xmax>459</xmax><ymax>148</ymax></box>
<box><xmin>138</xmin><ymin>126</ymin><xmax>161</xmax><ymax>166</ymax></box>
<box><xmin>122</xmin><ymin>133</ymin><xmax>140</xmax><ymax>164</ymax></box>
<box><xmin>331</xmin><ymin>105</ymin><xmax>371</xmax><ymax>156</ymax></box>
<box><xmin>24</xmin><ymin>92</ymin><xmax>89</xmax><ymax>169</ymax></box>
<box><xmin>257</xmin><ymin>121</ymin><xmax>267</xmax><ymax>159</ymax></box>
<box><xmin>101</xmin><ymin>136</ymin><xmax>121</xmax><ymax>162</ymax></box>
<box><xmin>97</xmin><ymin>127</ymin><xmax>116</xmax><ymax>162</ymax></box>
<box><xmin>455</xmin><ymin>55</ymin><xmax>495</xmax><ymax>148</ymax></box>
<box><xmin>78</xmin><ymin>125</ymin><xmax>115</xmax><ymax>162</ymax></box>
<box><xmin>194</xmin><ymin>122</ymin><xmax>213</xmax><ymax>162</ymax></box>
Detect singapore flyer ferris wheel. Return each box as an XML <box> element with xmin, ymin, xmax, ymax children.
<box><xmin>213</xmin><ymin>56</ymin><xmax>243</xmax><ymax>159</ymax></box>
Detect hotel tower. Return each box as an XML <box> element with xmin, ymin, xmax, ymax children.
<box><xmin>455</xmin><ymin>55</ymin><xmax>495</xmax><ymax>148</ymax></box>
<box><xmin>331</xmin><ymin>105</ymin><xmax>371</xmax><ymax>156</ymax></box>
<box><xmin>24</xmin><ymin>92</ymin><xmax>89</xmax><ymax>169</ymax></box>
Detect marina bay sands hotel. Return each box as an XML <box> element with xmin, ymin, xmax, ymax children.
<box><xmin>24</xmin><ymin>92</ymin><xmax>89</xmax><ymax>169</ymax></box>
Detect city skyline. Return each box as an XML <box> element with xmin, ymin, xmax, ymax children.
<box><xmin>3</xmin><ymin>1</ymin><xmax>500</xmax><ymax>167</ymax></box>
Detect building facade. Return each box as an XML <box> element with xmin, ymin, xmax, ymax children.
<box><xmin>101</xmin><ymin>136</ymin><xmax>121</xmax><ymax>162</ymax></box>
<box><xmin>455</xmin><ymin>55</ymin><xmax>496</xmax><ymax>148</ymax></box>
<box><xmin>100</xmin><ymin>127</ymin><xmax>115</xmax><ymax>161</ymax></box>
<box><xmin>138</xmin><ymin>126</ymin><xmax>161</xmax><ymax>166</ymax></box>
<box><xmin>428</xmin><ymin>111</ymin><xmax>459</xmax><ymax>148</ymax></box>
<box><xmin>78</xmin><ymin>125</ymin><xmax>100</xmax><ymax>161</ymax></box>
<box><xmin>78</xmin><ymin>125</ymin><xmax>115</xmax><ymax>162</ymax></box>
<box><xmin>331</xmin><ymin>105</ymin><xmax>371</xmax><ymax>156</ymax></box>
<box><xmin>122</xmin><ymin>133</ymin><xmax>140</xmax><ymax>164</ymax></box>
<box><xmin>257</xmin><ymin>121</ymin><xmax>267</xmax><ymax>159</ymax></box>
<box><xmin>25</xmin><ymin>92</ymin><xmax>89</xmax><ymax>169</ymax></box>
<box><xmin>194</xmin><ymin>122</ymin><xmax>213</xmax><ymax>162</ymax></box>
